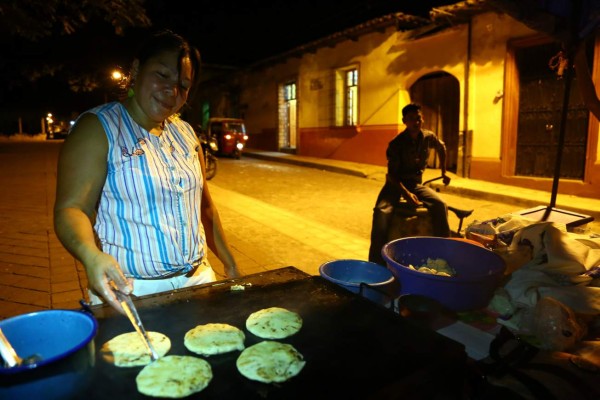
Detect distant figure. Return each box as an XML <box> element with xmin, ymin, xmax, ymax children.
<box><xmin>368</xmin><ymin>103</ymin><xmax>451</xmax><ymax>266</ymax></box>
<box><xmin>54</xmin><ymin>30</ymin><xmax>240</xmax><ymax>314</ymax></box>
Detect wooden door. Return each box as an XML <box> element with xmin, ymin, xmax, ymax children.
<box><xmin>410</xmin><ymin>72</ymin><xmax>460</xmax><ymax>173</ymax></box>
<box><xmin>514</xmin><ymin>42</ymin><xmax>588</xmax><ymax>179</ymax></box>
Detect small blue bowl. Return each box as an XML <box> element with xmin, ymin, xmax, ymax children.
<box><xmin>319</xmin><ymin>259</ymin><xmax>397</xmax><ymax>305</ymax></box>
<box><xmin>0</xmin><ymin>309</ymin><xmax>98</xmax><ymax>399</ymax></box>
<box><xmin>0</xmin><ymin>309</ymin><xmax>97</xmax><ymax>374</ymax></box>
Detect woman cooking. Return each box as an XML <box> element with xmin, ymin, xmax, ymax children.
<box><xmin>54</xmin><ymin>29</ymin><xmax>240</xmax><ymax>313</ymax></box>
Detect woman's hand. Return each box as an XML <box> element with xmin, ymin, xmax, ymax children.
<box><xmin>85</xmin><ymin>252</ymin><xmax>133</xmax><ymax>314</ymax></box>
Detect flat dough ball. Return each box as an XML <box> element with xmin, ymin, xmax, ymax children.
<box><xmin>184</xmin><ymin>323</ymin><xmax>245</xmax><ymax>356</ymax></box>
<box><xmin>100</xmin><ymin>331</ymin><xmax>170</xmax><ymax>367</ymax></box>
<box><xmin>246</xmin><ymin>307</ymin><xmax>302</xmax><ymax>339</ymax></box>
<box><xmin>136</xmin><ymin>355</ymin><xmax>212</xmax><ymax>398</ymax></box>
<box><xmin>236</xmin><ymin>341</ymin><xmax>306</xmax><ymax>383</ymax></box>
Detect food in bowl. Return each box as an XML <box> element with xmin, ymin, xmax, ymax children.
<box><xmin>408</xmin><ymin>257</ymin><xmax>455</xmax><ymax>277</ymax></box>
<box><xmin>383</xmin><ymin>237</ymin><xmax>506</xmax><ymax>311</ymax></box>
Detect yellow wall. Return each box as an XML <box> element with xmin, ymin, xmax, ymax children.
<box><xmin>468</xmin><ymin>13</ymin><xmax>537</xmax><ymax>160</ymax></box>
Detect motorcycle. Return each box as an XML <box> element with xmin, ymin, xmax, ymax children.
<box><xmin>388</xmin><ymin>176</ymin><xmax>474</xmax><ymax>239</ymax></box>
<box><xmin>199</xmin><ymin>132</ymin><xmax>218</xmax><ymax>180</ymax></box>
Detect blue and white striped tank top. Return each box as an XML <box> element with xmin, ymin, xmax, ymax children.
<box><xmin>90</xmin><ymin>102</ymin><xmax>205</xmax><ymax>278</ymax></box>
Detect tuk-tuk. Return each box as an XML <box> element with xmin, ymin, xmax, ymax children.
<box><xmin>206</xmin><ymin>118</ymin><xmax>248</xmax><ymax>159</ymax></box>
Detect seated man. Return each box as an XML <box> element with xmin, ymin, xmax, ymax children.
<box><xmin>369</xmin><ymin>103</ymin><xmax>451</xmax><ymax>266</ymax></box>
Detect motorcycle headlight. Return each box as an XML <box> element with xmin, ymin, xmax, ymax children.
<box><xmin>236</xmin><ymin>142</ymin><xmax>244</xmax><ymax>150</ymax></box>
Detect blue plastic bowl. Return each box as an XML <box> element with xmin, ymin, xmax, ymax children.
<box><xmin>382</xmin><ymin>237</ymin><xmax>506</xmax><ymax>311</ymax></box>
<box><xmin>319</xmin><ymin>259</ymin><xmax>397</xmax><ymax>305</ymax></box>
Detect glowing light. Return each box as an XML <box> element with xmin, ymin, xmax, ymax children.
<box><xmin>111</xmin><ymin>70</ymin><xmax>123</xmax><ymax>81</ymax></box>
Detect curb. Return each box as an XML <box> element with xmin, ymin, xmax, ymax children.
<box><xmin>244</xmin><ymin>151</ymin><xmax>369</xmax><ymax>178</ymax></box>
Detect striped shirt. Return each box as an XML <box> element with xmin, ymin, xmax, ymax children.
<box><xmin>90</xmin><ymin>102</ymin><xmax>205</xmax><ymax>278</ymax></box>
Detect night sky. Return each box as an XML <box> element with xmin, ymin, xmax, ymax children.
<box><xmin>1</xmin><ymin>0</ymin><xmax>460</xmax><ymax>131</ymax></box>
<box><xmin>145</xmin><ymin>0</ymin><xmax>454</xmax><ymax>66</ymax></box>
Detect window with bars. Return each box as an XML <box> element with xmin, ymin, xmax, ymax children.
<box><xmin>345</xmin><ymin>69</ymin><xmax>358</xmax><ymax>126</ymax></box>
<box><xmin>278</xmin><ymin>81</ymin><xmax>298</xmax><ymax>148</ymax></box>
<box><xmin>284</xmin><ymin>82</ymin><xmax>296</xmax><ymax>101</ymax></box>
<box><xmin>335</xmin><ymin>66</ymin><xmax>359</xmax><ymax>126</ymax></box>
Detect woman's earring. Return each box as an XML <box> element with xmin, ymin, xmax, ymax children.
<box><xmin>128</xmin><ymin>88</ymin><xmax>135</xmax><ymax>98</ymax></box>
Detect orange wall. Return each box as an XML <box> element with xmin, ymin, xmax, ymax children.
<box><xmin>298</xmin><ymin>125</ymin><xmax>399</xmax><ymax>165</ymax></box>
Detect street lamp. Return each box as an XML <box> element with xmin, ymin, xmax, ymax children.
<box><xmin>105</xmin><ymin>68</ymin><xmax>125</xmax><ymax>102</ymax></box>
<box><xmin>46</xmin><ymin>113</ymin><xmax>54</xmax><ymax>130</ymax></box>
<box><xmin>111</xmin><ymin>70</ymin><xmax>123</xmax><ymax>81</ymax></box>
<box><xmin>44</xmin><ymin>113</ymin><xmax>54</xmax><ymax>139</ymax></box>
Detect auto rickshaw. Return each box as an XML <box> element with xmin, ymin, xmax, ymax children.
<box><xmin>207</xmin><ymin>117</ymin><xmax>248</xmax><ymax>159</ymax></box>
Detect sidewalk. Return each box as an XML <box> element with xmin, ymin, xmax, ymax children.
<box><xmin>243</xmin><ymin>149</ymin><xmax>600</xmax><ymax>230</ymax></box>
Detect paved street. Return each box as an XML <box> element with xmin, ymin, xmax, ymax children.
<box><xmin>1</xmin><ymin>139</ymin><xmax>599</xmax><ymax>320</ymax></box>
<box><xmin>207</xmin><ymin>156</ymin><xmax>524</xmax><ymax>277</ymax></box>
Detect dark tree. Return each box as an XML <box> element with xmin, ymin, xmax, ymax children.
<box><xmin>1</xmin><ymin>0</ymin><xmax>151</xmax><ymax>92</ymax></box>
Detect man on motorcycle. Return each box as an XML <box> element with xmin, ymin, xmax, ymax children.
<box><xmin>368</xmin><ymin>103</ymin><xmax>451</xmax><ymax>266</ymax></box>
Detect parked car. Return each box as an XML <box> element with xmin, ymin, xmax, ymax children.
<box><xmin>46</xmin><ymin>129</ymin><xmax>69</xmax><ymax>140</ymax></box>
<box><xmin>206</xmin><ymin>118</ymin><xmax>248</xmax><ymax>159</ymax></box>
<box><xmin>46</xmin><ymin>120</ymin><xmax>71</xmax><ymax>140</ymax></box>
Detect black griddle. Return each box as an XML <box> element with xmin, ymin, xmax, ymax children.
<box><xmin>76</xmin><ymin>267</ymin><xmax>467</xmax><ymax>399</ymax></box>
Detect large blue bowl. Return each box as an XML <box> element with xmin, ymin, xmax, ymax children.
<box><xmin>319</xmin><ymin>259</ymin><xmax>398</xmax><ymax>305</ymax></box>
<box><xmin>382</xmin><ymin>237</ymin><xmax>506</xmax><ymax>311</ymax></box>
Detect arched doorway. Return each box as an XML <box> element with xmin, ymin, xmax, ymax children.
<box><xmin>410</xmin><ymin>72</ymin><xmax>460</xmax><ymax>173</ymax></box>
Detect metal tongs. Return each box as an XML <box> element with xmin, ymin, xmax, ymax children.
<box><xmin>0</xmin><ymin>327</ymin><xmax>23</xmax><ymax>368</ymax></box>
<box><xmin>0</xmin><ymin>327</ymin><xmax>42</xmax><ymax>368</ymax></box>
<box><xmin>113</xmin><ymin>288</ymin><xmax>159</xmax><ymax>362</ymax></box>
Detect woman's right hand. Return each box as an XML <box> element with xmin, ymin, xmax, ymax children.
<box><xmin>85</xmin><ymin>252</ymin><xmax>133</xmax><ymax>314</ymax></box>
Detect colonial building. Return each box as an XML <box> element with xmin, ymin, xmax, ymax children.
<box><xmin>192</xmin><ymin>0</ymin><xmax>600</xmax><ymax>199</ymax></box>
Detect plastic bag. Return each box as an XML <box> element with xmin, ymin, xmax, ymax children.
<box><xmin>532</xmin><ymin>297</ymin><xmax>587</xmax><ymax>352</ymax></box>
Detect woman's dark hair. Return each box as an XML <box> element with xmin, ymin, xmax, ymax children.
<box><xmin>134</xmin><ymin>29</ymin><xmax>202</xmax><ymax>99</ymax></box>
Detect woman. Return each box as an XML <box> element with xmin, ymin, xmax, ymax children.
<box><xmin>54</xmin><ymin>30</ymin><xmax>240</xmax><ymax>313</ymax></box>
